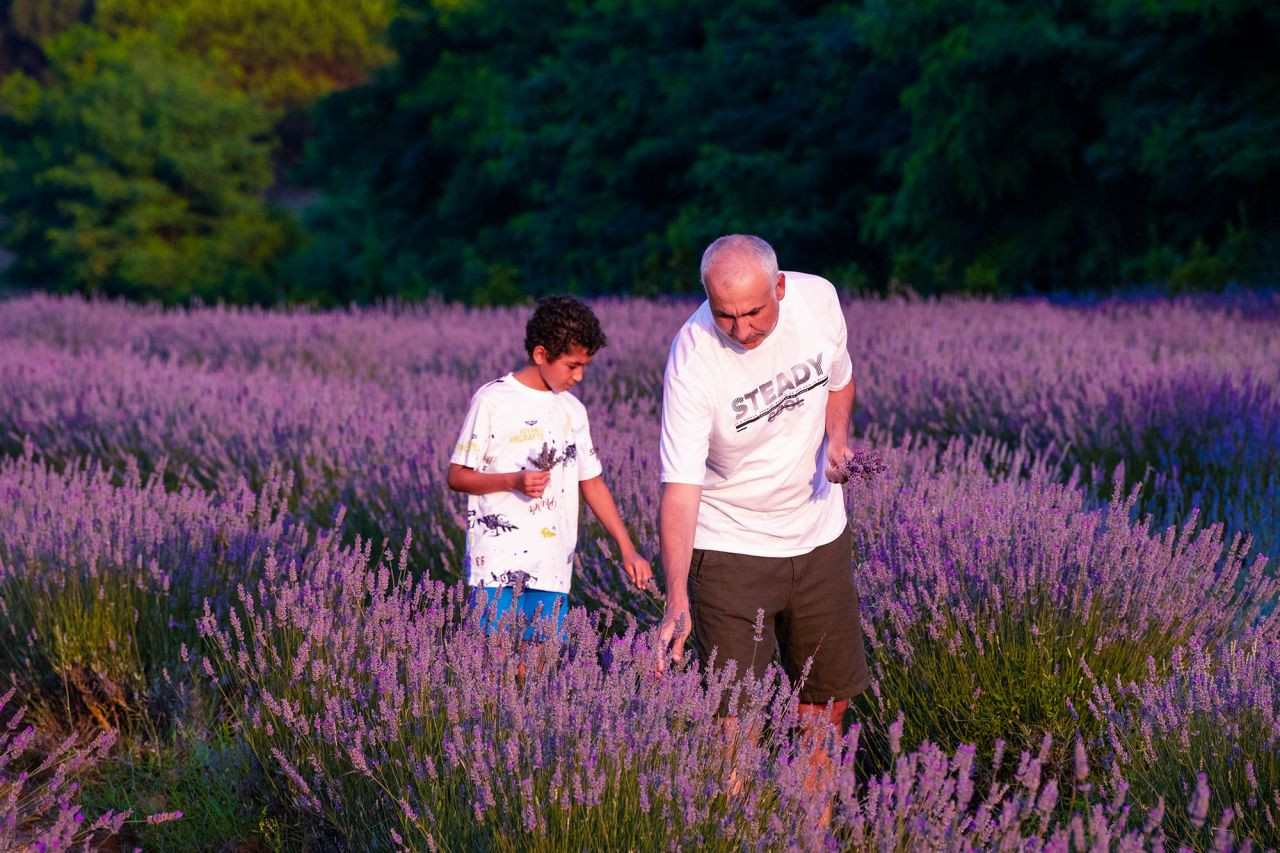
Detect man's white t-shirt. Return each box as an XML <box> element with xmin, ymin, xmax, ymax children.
<box><xmin>451</xmin><ymin>375</ymin><xmax>603</xmax><ymax>593</ymax></box>
<box><xmin>660</xmin><ymin>272</ymin><xmax>853</xmax><ymax>556</ymax></box>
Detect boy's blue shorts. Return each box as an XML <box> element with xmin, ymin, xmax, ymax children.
<box><xmin>470</xmin><ymin>586</ymin><xmax>569</xmax><ymax>642</ymax></box>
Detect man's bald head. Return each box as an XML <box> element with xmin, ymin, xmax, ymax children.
<box><xmin>700</xmin><ymin>234</ymin><xmax>779</xmax><ymax>291</ymax></box>
<box><xmin>699</xmin><ymin>234</ymin><xmax>786</xmax><ymax>350</ymax></box>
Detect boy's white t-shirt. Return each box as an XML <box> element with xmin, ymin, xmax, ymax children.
<box><xmin>451</xmin><ymin>374</ymin><xmax>603</xmax><ymax>593</ymax></box>
<box><xmin>660</xmin><ymin>272</ymin><xmax>853</xmax><ymax>556</ymax></box>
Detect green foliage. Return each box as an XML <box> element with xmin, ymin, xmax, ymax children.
<box><xmin>294</xmin><ymin>0</ymin><xmax>1280</xmax><ymax>303</ymax></box>
<box><xmin>859</xmin><ymin>0</ymin><xmax>1280</xmax><ymax>293</ymax></box>
<box><xmin>80</xmin><ymin>725</ymin><xmax>276</xmax><ymax>852</ymax></box>
<box><xmin>298</xmin><ymin>0</ymin><xmax>901</xmax><ymax>301</ymax></box>
<box><xmin>0</xmin><ymin>0</ymin><xmax>91</xmax><ymax>75</ymax></box>
<box><xmin>0</xmin><ymin>26</ymin><xmax>293</xmax><ymax>303</ymax></box>
<box><xmin>5</xmin><ymin>0</ymin><xmax>89</xmax><ymax>42</ymax></box>
<box><xmin>7</xmin><ymin>0</ymin><xmax>1280</xmax><ymax>303</ymax></box>
<box><xmin>96</xmin><ymin>0</ymin><xmax>396</xmax><ymax>108</ymax></box>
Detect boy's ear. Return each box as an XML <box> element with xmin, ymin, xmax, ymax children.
<box><xmin>531</xmin><ymin>345</ymin><xmax>549</xmax><ymax>366</ymax></box>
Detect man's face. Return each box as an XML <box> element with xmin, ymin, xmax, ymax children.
<box><xmin>704</xmin><ymin>258</ymin><xmax>785</xmax><ymax>351</ymax></box>
<box><xmin>533</xmin><ymin>343</ymin><xmax>593</xmax><ymax>392</ymax></box>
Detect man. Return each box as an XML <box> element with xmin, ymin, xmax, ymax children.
<box><xmin>656</xmin><ymin>234</ymin><xmax>869</xmax><ymax>760</ymax></box>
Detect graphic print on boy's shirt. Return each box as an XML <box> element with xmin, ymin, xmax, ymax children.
<box><xmin>468</xmin><ymin>509</ymin><xmax>518</xmax><ymax>535</ymax></box>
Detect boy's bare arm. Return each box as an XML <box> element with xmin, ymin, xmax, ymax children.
<box><xmin>579</xmin><ymin>476</ymin><xmax>652</xmax><ymax>589</ymax></box>
<box><xmin>447</xmin><ymin>463</ymin><xmax>549</xmax><ymax>498</ymax></box>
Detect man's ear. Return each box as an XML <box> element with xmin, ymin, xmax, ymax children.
<box><xmin>531</xmin><ymin>344</ymin><xmax>548</xmax><ymax>366</ymax></box>
<box><xmin>776</xmin><ymin>272</ymin><xmax>787</xmax><ymax>301</ymax></box>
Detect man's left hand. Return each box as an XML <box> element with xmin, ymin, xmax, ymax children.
<box><xmin>825</xmin><ymin>442</ymin><xmax>853</xmax><ymax>484</ymax></box>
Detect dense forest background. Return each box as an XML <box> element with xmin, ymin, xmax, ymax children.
<box><xmin>1</xmin><ymin>0</ymin><xmax>1277</xmax><ymax>304</ymax></box>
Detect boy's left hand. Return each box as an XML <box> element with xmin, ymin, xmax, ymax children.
<box><xmin>620</xmin><ymin>549</ymin><xmax>653</xmax><ymax>591</ymax></box>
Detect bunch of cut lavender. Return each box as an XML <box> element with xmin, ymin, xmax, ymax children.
<box><xmin>837</xmin><ymin>448</ymin><xmax>887</xmax><ymax>485</ymax></box>
<box><xmin>528</xmin><ymin>441</ymin><xmax>560</xmax><ymax>471</ymax></box>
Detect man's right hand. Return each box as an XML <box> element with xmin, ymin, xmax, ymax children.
<box><xmin>656</xmin><ymin>482</ymin><xmax>702</xmax><ymax>674</ymax></box>
<box><xmin>515</xmin><ymin>470</ymin><xmax>551</xmax><ymax>498</ymax></box>
<box><xmin>655</xmin><ymin>602</ymin><xmax>692</xmax><ymax>673</ymax></box>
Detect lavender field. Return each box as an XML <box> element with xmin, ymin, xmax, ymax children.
<box><xmin>2</xmin><ymin>291</ymin><xmax>1279</xmax><ymax>850</ymax></box>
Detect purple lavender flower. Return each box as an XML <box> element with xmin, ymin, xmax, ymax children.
<box><xmin>837</xmin><ymin>448</ymin><xmax>888</xmax><ymax>485</ymax></box>
<box><xmin>1189</xmin><ymin>772</ymin><xmax>1211</xmax><ymax>829</ymax></box>
<box><xmin>528</xmin><ymin>442</ymin><xmax>560</xmax><ymax>472</ymax></box>
<box><xmin>1074</xmin><ymin>737</ymin><xmax>1089</xmax><ymax>785</ymax></box>
<box><xmin>144</xmin><ymin>810</ymin><xmax>184</xmax><ymax>825</ymax></box>
<box><xmin>2</xmin><ymin>289</ymin><xmax>1276</xmax><ymax>851</ymax></box>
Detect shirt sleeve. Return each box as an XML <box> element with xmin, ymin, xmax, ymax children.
<box><xmin>659</xmin><ymin>335</ymin><xmax>712</xmax><ymax>485</ymax></box>
<box><xmin>573</xmin><ymin>404</ymin><xmax>604</xmax><ymax>481</ymax></box>
<box><xmin>823</xmin><ymin>280</ymin><xmax>854</xmax><ymax>392</ymax></box>
<box><xmin>451</xmin><ymin>389</ymin><xmax>493</xmax><ymax>470</ymax></box>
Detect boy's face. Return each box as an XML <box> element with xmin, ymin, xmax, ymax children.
<box><xmin>532</xmin><ymin>343</ymin><xmax>593</xmax><ymax>392</ymax></box>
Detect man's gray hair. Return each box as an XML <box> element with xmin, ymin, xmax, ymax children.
<box><xmin>700</xmin><ymin>234</ymin><xmax>779</xmax><ymax>289</ymax></box>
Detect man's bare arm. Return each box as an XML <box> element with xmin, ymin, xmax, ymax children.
<box><xmin>824</xmin><ymin>379</ymin><xmax>856</xmax><ymax>482</ymax></box>
<box><xmin>656</xmin><ymin>481</ymin><xmax>702</xmax><ymax>668</ymax></box>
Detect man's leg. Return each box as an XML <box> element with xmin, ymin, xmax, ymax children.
<box><xmin>796</xmin><ymin>699</ymin><xmax>848</xmax><ymax>825</ymax></box>
<box><xmin>687</xmin><ymin>547</ymin><xmax>789</xmax><ymax>715</ymax></box>
<box><xmin>777</xmin><ymin>526</ymin><xmax>869</xmax><ymax>825</ymax></box>
<box><xmin>687</xmin><ymin>546</ymin><xmax>788</xmax><ymax>796</ymax></box>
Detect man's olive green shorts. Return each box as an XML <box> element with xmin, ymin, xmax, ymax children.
<box><xmin>689</xmin><ymin>525</ymin><xmax>870</xmax><ymax>709</ymax></box>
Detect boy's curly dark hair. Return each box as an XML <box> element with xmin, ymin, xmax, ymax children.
<box><xmin>524</xmin><ymin>295</ymin><xmax>607</xmax><ymax>360</ymax></box>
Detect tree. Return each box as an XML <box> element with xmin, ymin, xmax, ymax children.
<box><xmin>856</xmin><ymin>0</ymin><xmax>1280</xmax><ymax>292</ymax></box>
<box><xmin>95</xmin><ymin>0</ymin><xmax>397</xmax><ymax>109</ymax></box>
<box><xmin>0</xmin><ymin>0</ymin><xmax>92</xmax><ymax>76</ymax></box>
<box><xmin>0</xmin><ymin>26</ymin><xmax>292</xmax><ymax>303</ymax></box>
<box><xmin>297</xmin><ymin>0</ymin><xmax>903</xmax><ymax>302</ymax></box>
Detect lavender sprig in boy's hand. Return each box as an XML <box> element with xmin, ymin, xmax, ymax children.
<box><xmin>837</xmin><ymin>448</ymin><xmax>887</xmax><ymax>485</ymax></box>
<box><xmin>529</xmin><ymin>442</ymin><xmax>560</xmax><ymax>472</ymax></box>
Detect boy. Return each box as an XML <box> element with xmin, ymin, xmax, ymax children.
<box><xmin>448</xmin><ymin>295</ymin><xmax>652</xmax><ymax>639</ymax></box>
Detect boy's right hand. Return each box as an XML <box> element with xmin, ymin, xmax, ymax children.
<box><xmin>515</xmin><ymin>470</ymin><xmax>551</xmax><ymax>498</ymax></box>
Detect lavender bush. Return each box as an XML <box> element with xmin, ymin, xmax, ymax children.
<box><xmin>198</xmin><ymin>536</ymin><xmax>1248</xmax><ymax>851</ymax></box>
<box><xmin>0</xmin><ymin>453</ymin><xmax>314</xmax><ymax>731</ymax></box>
<box><xmin>846</xmin><ymin>294</ymin><xmax>1280</xmax><ymax>556</ymax></box>
<box><xmin>846</xmin><ymin>432</ymin><xmax>1277</xmax><ymax>782</ymax></box>
<box><xmin>0</xmin><ymin>686</ymin><xmax>127</xmax><ymax>850</ymax></box>
<box><xmin>827</xmin><ymin>725</ymin><xmax>1245</xmax><ymax>852</ymax></box>
<box><xmin>1</xmin><ymin>292</ymin><xmax>1277</xmax><ymax>847</ymax></box>
<box><xmin>1086</xmin><ymin>636</ymin><xmax>1280</xmax><ymax>848</ymax></box>
<box><xmin>0</xmin><ymin>335</ymin><xmax>658</xmax><ymax>619</ymax></box>
<box><xmin>198</xmin><ymin>538</ymin><xmax>800</xmax><ymax>850</ymax></box>
<box><xmin>0</xmin><ymin>340</ymin><xmax>472</xmax><ymax>545</ymax></box>
<box><xmin>3</xmin><ymin>291</ymin><xmax>1276</xmax><ymax>556</ymax></box>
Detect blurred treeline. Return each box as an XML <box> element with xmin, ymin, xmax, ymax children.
<box><xmin>1</xmin><ymin>0</ymin><xmax>1277</xmax><ymax>304</ymax></box>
